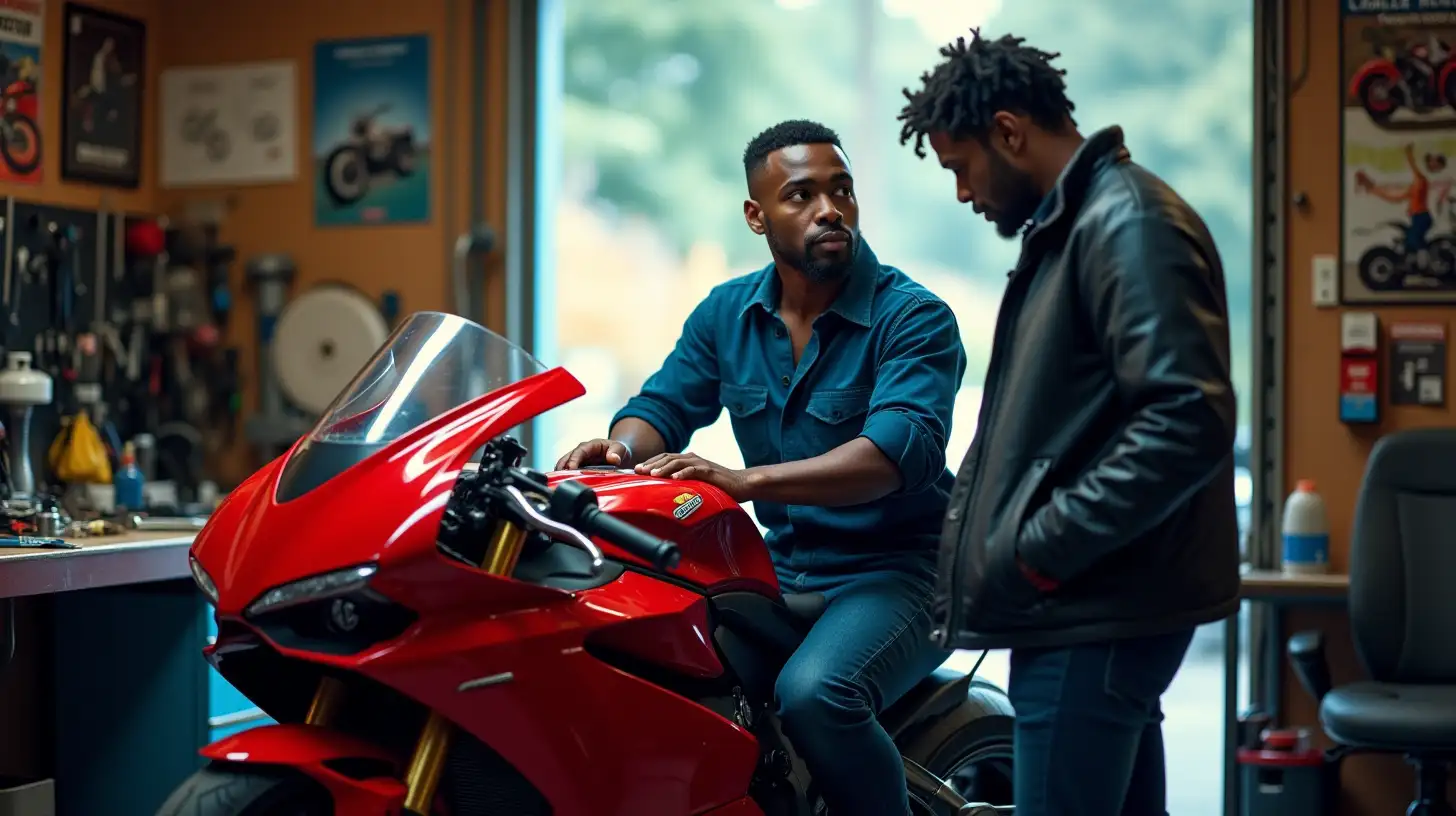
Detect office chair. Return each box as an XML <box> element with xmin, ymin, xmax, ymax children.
<box><xmin>1288</xmin><ymin>428</ymin><xmax>1456</xmax><ymax>816</ymax></box>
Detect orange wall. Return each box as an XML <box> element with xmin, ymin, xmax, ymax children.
<box><xmin>151</xmin><ymin>0</ymin><xmax>512</xmax><ymax>481</ymax></box>
<box><xmin>1281</xmin><ymin>0</ymin><xmax>1456</xmax><ymax>809</ymax></box>
<box><xmin>0</xmin><ymin>0</ymin><xmax>161</xmax><ymax>212</ymax></box>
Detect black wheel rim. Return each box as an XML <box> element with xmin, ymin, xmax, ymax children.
<box><xmin>910</xmin><ymin>743</ymin><xmax>1014</xmax><ymax>814</ymax></box>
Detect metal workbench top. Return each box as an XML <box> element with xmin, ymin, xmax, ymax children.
<box><xmin>0</xmin><ymin>531</ymin><xmax>196</xmax><ymax>598</ymax></box>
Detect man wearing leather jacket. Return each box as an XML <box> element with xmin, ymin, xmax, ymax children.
<box><xmin>558</xmin><ymin>119</ymin><xmax>966</xmax><ymax>816</ymax></box>
<box><xmin>898</xmin><ymin>30</ymin><xmax>1240</xmax><ymax>815</ymax></box>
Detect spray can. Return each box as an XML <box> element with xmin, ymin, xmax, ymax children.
<box><xmin>113</xmin><ymin>441</ymin><xmax>145</xmax><ymax>512</ymax></box>
<box><xmin>1282</xmin><ymin>480</ymin><xmax>1330</xmax><ymax>574</ymax></box>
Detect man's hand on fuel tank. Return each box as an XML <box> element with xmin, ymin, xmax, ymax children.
<box><xmin>555</xmin><ymin>438</ymin><xmax>632</xmax><ymax>471</ymax></box>
<box><xmin>636</xmin><ymin>452</ymin><xmax>751</xmax><ymax>502</ymax></box>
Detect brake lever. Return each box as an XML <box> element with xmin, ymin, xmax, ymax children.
<box><xmin>499</xmin><ymin>485</ymin><xmax>606</xmax><ymax>576</ymax></box>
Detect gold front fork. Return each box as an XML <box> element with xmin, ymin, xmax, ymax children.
<box><xmin>400</xmin><ymin>519</ymin><xmax>529</xmax><ymax>815</ymax></box>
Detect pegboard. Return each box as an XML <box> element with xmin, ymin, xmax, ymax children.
<box><xmin>0</xmin><ymin>199</ymin><xmax>166</xmax><ymax>492</ymax></box>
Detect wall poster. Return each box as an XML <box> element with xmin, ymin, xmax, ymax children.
<box><xmin>312</xmin><ymin>34</ymin><xmax>431</xmax><ymax>227</ymax></box>
<box><xmin>60</xmin><ymin>2</ymin><xmax>145</xmax><ymax>188</ymax></box>
<box><xmin>160</xmin><ymin>61</ymin><xmax>298</xmax><ymax>188</ymax></box>
<box><xmin>0</xmin><ymin>0</ymin><xmax>44</xmax><ymax>185</ymax></box>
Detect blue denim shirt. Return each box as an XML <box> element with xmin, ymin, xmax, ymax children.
<box><xmin>612</xmin><ymin>242</ymin><xmax>967</xmax><ymax>571</ymax></box>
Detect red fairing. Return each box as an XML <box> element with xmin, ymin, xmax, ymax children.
<box><xmin>201</xmin><ymin>725</ymin><xmax>406</xmax><ymax>812</ymax></box>
<box><xmin>193</xmin><ymin>366</ymin><xmax>586</xmax><ymax>617</ymax></box>
<box><xmin>363</xmin><ymin>569</ymin><xmax>758</xmax><ymax>814</ymax></box>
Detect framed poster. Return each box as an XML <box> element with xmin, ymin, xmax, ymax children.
<box><xmin>312</xmin><ymin>34</ymin><xmax>431</xmax><ymax>227</ymax></box>
<box><xmin>0</xmin><ymin>0</ymin><xmax>44</xmax><ymax>186</ymax></box>
<box><xmin>160</xmin><ymin>61</ymin><xmax>298</xmax><ymax>187</ymax></box>
<box><xmin>60</xmin><ymin>2</ymin><xmax>144</xmax><ymax>187</ymax></box>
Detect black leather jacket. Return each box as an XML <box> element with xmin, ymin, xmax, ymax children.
<box><xmin>932</xmin><ymin>127</ymin><xmax>1241</xmax><ymax>650</ymax></box>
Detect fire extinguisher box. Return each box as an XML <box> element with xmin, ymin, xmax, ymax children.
<box><xmin>1238</xmin><ymin>729</ymin><xmax>1332</xmax><ymax>816</ymax></box>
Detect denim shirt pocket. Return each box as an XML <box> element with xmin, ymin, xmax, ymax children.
<box><xmin>720</xmin><ymin>382</ymin><xmax>773</xmax><ymax>463</ymax></box>
<box><xmin>803</xmin><ymin>386</ymin><xmax>872</xmax><ymax>450</ymax></box>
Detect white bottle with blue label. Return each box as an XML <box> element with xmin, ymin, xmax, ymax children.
<box><xmin>1282</xmin><ymin>479</ymin><xmax>1330</xmax><ymax>574</ymax></box>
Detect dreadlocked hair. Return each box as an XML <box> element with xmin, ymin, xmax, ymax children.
<box><xmin>898</xmin><ymin>29</ymin><xmax>1074</xmax><ymax>158</ymax></box>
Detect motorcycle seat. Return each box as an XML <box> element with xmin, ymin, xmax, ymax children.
<box><xmin>781</xmin><ymin>592</ymin><xmax>828</xmax><ymax>627</ymax></box>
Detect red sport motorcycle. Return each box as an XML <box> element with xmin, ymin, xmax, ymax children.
<box><xmin>161</xmin><ymin>311</ymin><xmax>1015</xmax><ymax>816</ymax></box>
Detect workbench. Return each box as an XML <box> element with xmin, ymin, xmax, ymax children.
<box><xmin>1222</xmin><ymin>570</ymin><xmax>1350</xmax><ymax>816</ymax></box>
<box><xmin>0</xmin><ymin>530</ymin><xmax>214</xmax><ymax>816</ymax></box>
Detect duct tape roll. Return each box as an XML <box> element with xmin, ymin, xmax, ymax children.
<box><xmin>271</xmin><ymin>284</ymin><xmax>390</xmax><ymax>415</ymax></box>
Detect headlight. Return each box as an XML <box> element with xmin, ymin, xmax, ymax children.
<box><xmin>190</xmin><ymin>555</ymin><xmax>219</xmax><ymax>606</ymax></box>
<box><xmin>245</xmin><ymin>563</ymin><xmax>378</xmax><ymax>618</ymax></box>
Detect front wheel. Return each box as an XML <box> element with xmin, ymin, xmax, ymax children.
<box><xmin>1359</xmin><ymin>245</ymin><xmax>1405</xmax><ymax>291</ymax></box>
<box><xmin>324</xmin><ymin>145</ymin><xmax>369</xmax><ymax>205</ymax></box>
<box><xmin>908</xmin><ymin>680</ymin><xmax>1015</xmax><ymax>814</ymax></box>
<box><xmin>156</xmin><ymin>764</ymin><xmax>331</xmax><ymax>816</ymax></box>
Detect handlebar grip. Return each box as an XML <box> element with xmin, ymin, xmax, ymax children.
<box><xmin>580</xmin><ymin>506</ymin><xmax>681</xmax><ymax>571</ymax></box>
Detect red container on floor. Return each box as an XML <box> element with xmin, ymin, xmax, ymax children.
<box><xmin>1237</xmin><ymin>728</ymin><xmax>1331</xmax><ymax>816</ymax></box>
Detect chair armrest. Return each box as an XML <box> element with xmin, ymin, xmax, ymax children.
<box><xmin>1287</xmin><ymin>629</ymin><xmax>1333</xmax><ymax>702</ymax></box>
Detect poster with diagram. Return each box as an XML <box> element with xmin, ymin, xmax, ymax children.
<box><xmin>1342</xmin><ymin>0</ymin><xmax>1456</xmax><ymax>303</ymax></box>
<box><xmin>159</xmin><ymin>61</ymin><xmax>298</xmax><ymax>187</ymax></box>
<box><xmin>0</xmin><ymin>0</ymin><xmax>44</xmax><ymax>185</ymax></box>
<box><xmin>312</xmin><ymin>34</ymin><xmax>431</xmax><ymax>227</ymax></box>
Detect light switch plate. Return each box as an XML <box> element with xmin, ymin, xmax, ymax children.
<box><xmin>1313</xmin><ymin>255</ymin><xmax>1339</xmax><ymax>307</ymax></box>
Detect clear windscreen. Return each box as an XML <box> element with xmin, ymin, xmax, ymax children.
<box><xmin>310</xmin><ymin>311</ymin><xmax>547</xmax><ymax>446</ymax></box>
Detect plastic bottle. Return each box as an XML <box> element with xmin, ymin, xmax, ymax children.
<box><xmin>1282</xmin><ymin>479</ymin><xmax>1330</xmax><ymax>574</ymax></box>
<box><xmin>113</xmin><ymin>441</ymin><xmax>146</xmax><ymax>511</ymax></box>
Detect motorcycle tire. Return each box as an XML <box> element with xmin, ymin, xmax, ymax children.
<box><xmin>1359</xmin><ymin>246</ymin><xmax>1404</xmax><ymax>291</ymax></box>
<box><xmin>1359</xmin><ymin>73</ymin><xmax>1400</xmax><ymax>124</ymax></box>
<box><xmin>324</xmin><ymin>145</ymin><xmax>369</xmax><ymax>206</ymax></box>
<box><xmin>155</xmin><ymin>764</ymin><xmax>331</xmax><ymax>816</ymax></box>
<box><xmin>0</xmin><ymin>113</ymin><xmax>41</xmax><ymax>176</ymax></box>
<box><xmin>1427</xmin><ymin>238</ymin><xmax>1456</xmax><ymax>280</ymax></box>
<box><xmin>903</xmin><ymin>679</ymin><xmax>1015</xmax><ymax>814</ymax></box>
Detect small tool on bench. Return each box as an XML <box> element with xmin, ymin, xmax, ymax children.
<box><xmin>124</xmin><ymin>513</ymin><xmax>209</xmax><ymax>532</ymax></box>
<box><xmin>0</xmin><ymin>534</ymin><xmax>79</xmax><ymax>550</ymax></box>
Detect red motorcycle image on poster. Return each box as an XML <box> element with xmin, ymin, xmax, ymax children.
<box><xmin>1349</xmin><ymin>30</ymin><xmax>1456</xmax><ymax>124</ymax></box>
<box><xmin>0</xmin><ymin>75</ymin><xmax>41</xmax><ymax>177</ymax></box>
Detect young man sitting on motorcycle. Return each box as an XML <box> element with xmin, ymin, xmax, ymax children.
<box><xmin>899</xmin><ymin>30</ymin><xmax>1240</xmax><ymax>815</ymax></box>
<box><xmin>557</xmin><ymin>119</ymin><xmax>966</xmax><ymax>816</ymax></box>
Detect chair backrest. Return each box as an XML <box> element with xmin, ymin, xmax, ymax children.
<box><xmin>1351</xmin><ymin>427</ymin><xmax>1456</xmax><ymax>683</ymax></box>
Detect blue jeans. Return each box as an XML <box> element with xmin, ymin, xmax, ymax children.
<box><xmin>774</xmin><ymin>559</ymin><xmax>950</xmax><ymax>816</ymax></box>
<box><xmin>1008</xmin><ymin>628</ymin><xmax>1195</xmax><ymax>816</ymax></box>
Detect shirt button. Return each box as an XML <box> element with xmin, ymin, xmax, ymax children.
<box><xmin>780</xmin><ymin>375</ymin><xmax>790</xmax><ymax>386</ymax></box>
<box><xmin>774</xmin><ymin>326</ymin><xmax>785</xmax><ymax>338</ymax></box>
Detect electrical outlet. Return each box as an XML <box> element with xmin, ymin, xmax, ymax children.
<box><xmin>1312</xmin><ymin>255</ymin><xmax>1339</xmax><ymax>307</ymax></box>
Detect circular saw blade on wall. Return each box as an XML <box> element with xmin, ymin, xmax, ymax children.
<box><xmin>271</xmin><ymin>284</ymin><xmax>390</xmax><ymax>415</ymax></box>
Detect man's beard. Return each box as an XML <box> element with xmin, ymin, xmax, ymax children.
<box><xmin>987</xmin><ymin>149</ymin><xmax>1044</xmax><ymax>239</ymax></box>
<box><xmin>763</xmin><ymin>218</ymin><xmax>859</xmax><ymax>283</ymax></box>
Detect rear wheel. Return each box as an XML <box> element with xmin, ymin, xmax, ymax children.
<box><xmin>155</xmin><ymin>764</ymin><xmax>332</xmax><ymax>816</ymax></box>
<box><xmin>908</xmin><ymin>680</ymin><xmax>1015</xmax><ymax>814</ymax></box>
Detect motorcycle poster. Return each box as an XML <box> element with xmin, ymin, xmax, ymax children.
<box><xmin>0</xmin><ymin>0</ymin><xmax>45</xmax><ymax>186</ymax></box>
<box><xmin>59</xmin><ymin>2</ymin><xmax>144</xmax><ymax>188</ymax></box>
<box><xmin>312</xmin><ymin>34</ymin><xmax>431</xmax><ymax>227</ymax></box>
<box><xmin>1342</xmin><ymin>1</ymin><xmax>1456</xmax><ymax>303</ymax></box>
<box><xmin>159</xmin><ymin>61</ymin><xmax>298</xmax><ymax>188</ymax></box>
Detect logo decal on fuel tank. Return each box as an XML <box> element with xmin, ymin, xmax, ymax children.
<box><xmin>672</xmin><ymin>491</ymin><xmax>703</xmax><ymax>520</ymax></box>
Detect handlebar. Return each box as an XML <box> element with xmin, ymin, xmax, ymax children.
<box><xmin>547</xmin><ymin>478</ymin><xmax>681</xmax><ymax>571</ymax></box>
